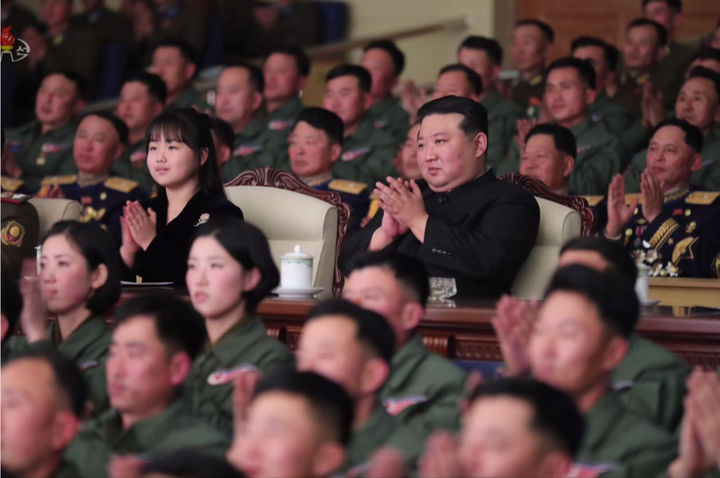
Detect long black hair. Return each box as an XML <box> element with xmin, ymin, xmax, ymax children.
<box><xmin>145</xmin><ymin>108</ymin><xmax>227</xmax><ymax>198</ymax></box>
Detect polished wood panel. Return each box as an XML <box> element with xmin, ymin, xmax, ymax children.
<box><xmin>649</xmin><ymin>277</ymin><xmax>720</xmax><ymax>309</ymax></box>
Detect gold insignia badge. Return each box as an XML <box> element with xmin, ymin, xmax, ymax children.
<box><xmin>685</xmin><ymin>221</ymin><xmax>696</xmax><ymax>234</ymax></box>
<box><xmin>1</xmin><ymin>220</ymin><xmax>25</xmax><ymax>247</ymax></box>
<box><xmin>625</xmin><ymin>228</ymin><xmax>633</xmax><ymax>236</ymax></box>
<box><xmin>36</xmin><ymin>154</ymin><xmax>46</xmax><ymax>166</ymax></box>
<box><xmin>100</xmin><ymin>192</ymin><xmax>107</xmax><ymax>200</ymax></box>
<box><xmin>684</xmin><ymin>209</ymin><xmax>691</xmax><ymax>216</ymax></box>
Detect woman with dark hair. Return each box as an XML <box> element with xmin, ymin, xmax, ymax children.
<box><xmin>119</xmin><ymin>108</ymin><xmax>244</xmax><ymax>285</ymax></box>
<box><xmin>12</xmin><ymin>220</ymin><xmax>121</xmax><ymax>416</ymax></box>
<box><xmin>185</xmin><ymin>218</ymin><xmax>293</xmax><ymax>432</ymax></box>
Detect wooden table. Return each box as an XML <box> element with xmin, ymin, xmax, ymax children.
<box><xmin>649</xmin><ymin>277</ymin><xmax>720</xmax><ymax>308</ymax></box>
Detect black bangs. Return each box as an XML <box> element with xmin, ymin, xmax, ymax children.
<box><xmin>146</xmin><ymin>112</ymin><xmax>195</xmax><ymax>148</ymax></box>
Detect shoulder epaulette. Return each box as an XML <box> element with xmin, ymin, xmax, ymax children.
<box><xmin>105</xmin><ymin>176</ymin><xmax>139</xmax><ymax>193</ymax></box>
<box><xmin>685</xmin><ymin>191</ymin><xmax>720</xmax><ymax>205</ymax></box>
<box><xmin>625</xmin><ymin>193</ymin><xmax>642</xmax><ymax>205</ymax></box>
<box><xmin>328</xmin><ymin>179</ymin><xmax>368</xmax><ymax>195</ymax></box>
<box><xmin>582</xmin><ymin>195</ymin><xmax>604</xmax><ymax>207</ymax></box>
<box><xmin>1</xmin><ymin>191</ymin><xmax>31</xmax><ymax>204</ymax></box>
<box><xmin>1</xmin><ymin>176</ymin><xmax>24</xmax><ymax>192</ymax></box>
<box><xmin>529</xmin><ymin>74</ymin><xmax>543</xmax><ymax>86</ymax></box>
<box><xmin>41</xmin><ymin>175</ymin><xmax>76</xmax><ymax>186</ymax></box>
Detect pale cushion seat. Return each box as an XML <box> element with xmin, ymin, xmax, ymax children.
<box><xmin>510</xmin><ymin>196</ymin><xmax>581</xmax><ymax>299</ymax></box>
<box><xmin>225</xmin><ymin>186</ymin><xmax>337</xmax><ymax>299</ymax></box>
<box><xmin>27</xmin><ymin>198</ymin><xmax>83</xmax><ymax>237</ymax></box>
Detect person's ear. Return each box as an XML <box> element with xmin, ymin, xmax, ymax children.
<box><xmin>113</xmin><ymin>143</ymin><xmax>126</xmax><ymax>163</ymax></box>
<box><xmin>712</xmin><ymin>103</ymin><xmax>720</xmax><ymax>123</ymax></box>
<box><xmin>492</xmin><ymin>65</ymin><xmax>501</xmax><ymax>84</ymax></box>
<box><xmin>363</xmin><ymin>92</ymin><xmax>373</xmax><ymax>111</ymax></box>
<box><xmin>543</xmin><ymin>41</ymin><xmax>554</xmax><ymax>61</ymax></box>
<box><xmin>185</xmin><ymin>62</ymin><xmax>197</xmax><ymax>82</ymax></box>
<box><xmin>298</xmin><ymin>75</ymin><xmax>308</xmax><ymax>92</ymax></box>
<box><xmin>152</xmin><ymin>101</ymin><xmax>164</xmax><ymax>116</ymax></box>
<box><xmin>251</xmin><ymin>91</ymin><xmax>263</xmax><ymax>112</ymax></box>
<box><xmin>90</xmin><ymin>263</ymin><xmax>109</xmax><ymax>291</ymax></box>
<box><xmin>401</xmin><ymin>301</ymin><xmax>423</xmax><ymax>333</ymax></box>
<box><xmin>242</xmin><ymin>267</ymin><xmax>262</xmax><ymax>293</ymax></box>
<box><xmin>199</xmin><ymin>147</ymin><xmax>209</xmax><ymax>166</ymax></box>
<box><xmin>330</xmin><ymin>143</ymin><xmax>342</xmax><ymax>164</ymax></box>
<box><xmin>655</xmin><ymin>46</ymin><xmax>666</xmax><ymax>63</ymax></box>
<box><xmin>50</xmin><ymin>410</ymin><xmax>80</xmax><ymax>450</ymax></box>
<box><xmin>311</xmin><ymin>442</ymin><xmax>347</xmax><ymax>477</ymax></box>
<box><xmin>473</xmin><ymin>132</ymin><xmax>488</xmax><ymax>159</ymax></box>
<box><xmin>562</xmin><ymin>155</ymin><xmax>575</xmax><ymax>178</ymax></box>
<box><xmin>585</xmin><ymin>87</ymin><xmax>597</xmax><ymax>106</ymax></box>
<box><xmin>169</xmin><ymin>352</ymin><xmax>193</xmax><ymax>386</ymax></box>
<box><xmin>217</xmin><ymin>144</ymin><xmax>231</xmax><ymax>165</ymax></box>
<box><xmin>360</xmin><ymin>357</ymin><xmax>389</xmax><ymax>395</ymax></box>
<box><xmin>391</xmin><ymin>76</ymin><xmax>399</xmax><ymax>91</ymax></box>
<box><xmin>690</xmin><ymin>152</ymin><xmax>703</xmax><ymax>172</ymax></box>
<box><xmin>602</xmin><ymin>336</ymin><xmax>629</xmax><ymax>372</ymax></box>
<box><xmin>1</xmin><ymin>315</ymin><xmax>9</xmax><ymax>341</ymax></box>
<box><xmin>73</xmin><ymin>98</ymin><xmax>87</xmax><ymax>115</ymax></box>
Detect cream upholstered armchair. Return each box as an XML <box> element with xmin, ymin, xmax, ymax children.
<box><xmin>224</xmin><ymin>168</ymin><xmax>352</xmax><ymax>299</ymax></box>
<box><xmin>27</xmin><ymin>198</ymin><xmax>83</xmax><ymax>236</ymax></box>
<box><xmin>502</xmin><ymin>173</ymin><xmax>594</xmax><ymax>299</ymax></box>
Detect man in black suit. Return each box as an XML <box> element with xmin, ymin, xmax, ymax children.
<box><xmin>341</xmin><ymin>96</ymin><xmax>540</xmax><ymax>298</ymax></box>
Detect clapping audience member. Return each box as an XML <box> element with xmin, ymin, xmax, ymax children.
<box><xmin>119</xmin><ymin>108</ymin><xmax>243</xmax><ymax>285</ymax></box>
<box><xmin>519</xmin><ymin>123</ymin><xmax>575</xmax><ymax>194</ymax></box>
<box><xmin>185</xmin><ymin>219</ymin><xmax>292</xmax><ymax>433</ymax></box>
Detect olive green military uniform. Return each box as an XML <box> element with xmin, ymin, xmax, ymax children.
<box><xmin>613</xmin><ymin>72</ymin><xmax>653</xmax><ymax>121</ymax></box>
<box><xmin>147</xmin><ymin>3</ymin><xmax>207</xmax><ymax>63</ymax></box>
<box><xmin>188</xmin><ymin>315</ymin><xmax>294</xmax><ymax>433</ymax></box>
<box><xmin>368</xmin><ymin>96</ymin><xmax>410</xmax><ymax>147</ymax></box>
<box><xmin>572</xmin><ymin>392</ymin><xmax>677</xmax><ymax>478</ymax></box>
<box><xmin>508</xmin><ymin>72</ymin><xmax>544</xmax><ymax>111</ymax></box>
<box><xmin>263</xmin><ymin>97</ymin><xmax>304</xmax><ymax>171</ymax></box>
<box><xmin>51</xmin><ymin>459</ymin><xmax>82</xmax><ymax>478</ymax></box>
<box><xmin>65</xmin><ymin>396</ymin><xmax>229</xmax><ymax>478</ymax></box>
<box><xmin>6</xmin><ymin>121</ymin><xmax>77</xmax><ymax>192</ymax></box>
<box><xmin>7</xmin><ymin>316</ymin><xmax>111</xmax><ymax>417</ymax></box>
<box><xmin>612</xmin><ymin>334</ymin><xmax>690</xmax><ymax>433</ymax></box>
<box><xmin>70</xmin><ymin>7</ymin><xmax>133</xmax><ymax>48</ymax></box>
<box><xmin>221</xmin><ymin>113</ymin><xmax>277</xmax><ymax>182</ymax></box>
<box><xmin>170</xmin><ymin>86</ymin><xmax>210</xmax><ymax>112</ymax></box>
<box><xmin>333</xmin><ymin>116</ymin><xmax>399</xmax><ymax>185</ymax></box>
<box><xmin>111</xmin><ymin>140</ymin><xmax>155</xmax><ymax>195</ymax></box>
<box><xmin>590</xmin><ymin>93</ymin><xmax>633</xmax><ymax>140</ymax></box>
<box><xmin>380</xmin><ymin>335</ymin><xmax>466</xmax><ymax>433</ymax></box>
<box><xmin>341</xmin><ymin>405</ymin><xmax>426</xmax><ymax>477</ymax></box>
<box><xmin>1</xmin><ymin>191</ymin><xmax>39</xmax><ymax>280</ymax></box>
<box><xmin>482</xmin><ymin>90</ymin><xmax>523</xmax><ymax>171</ymax></box>
<box><xmin>655</xmin><ymin>42</ymin><xmax>698</xmax><ymax>112</ymax></box>
<box><xmin>40</xmin><ymin>28</ymin><xmax>101</xmax><ymax>86</ymax></box>
<box><xmin>499</xmin><ymin>117</ymin><xmax>622</xmax><ymax>195</ymax></box>
<box><xmin>626</xmin><ymin>127</ymin><xmax>720</xmax><ymax>193</ymax></box>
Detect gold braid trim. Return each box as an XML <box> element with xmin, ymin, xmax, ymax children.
<box><xmin>648</xmin><ymin>218</ymin><xmax>679</xmax><ymax>250</ymax></box>
<box><xmin>712</xmin><ymin>253</ymin><xmax>720</xmax><ymax>278</ymax></box>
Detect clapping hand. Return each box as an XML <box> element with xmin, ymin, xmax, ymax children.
<box><xmin>18</xmin><ymin>258</ymin><xmax>48</xmax><ymax>342</ymax></box>
<box><xmin>605</xmin><ymin>174</ymin><xmax>639</xmax><ymax>238</ymax></box>
<box><xmin>491</xmin><ymin>295</ymin><xmax>537</xmax><ymax>377</ymax></box>
<box><xmin>640</xmin><ymin>169</ymin><xmax>664</xmax><ymax>224</ymax></box>
<box><xmin>375</xmin><ymin>177</ymin><xmax>427</xmax><ymax>230</ymax></box>
<box><xmin>122</xmin><ymin>201</ymin><xmax>157</xmax><ymax>250</ymax></box>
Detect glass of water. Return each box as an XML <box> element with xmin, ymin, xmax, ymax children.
<box><xmin>428</xmin><ymin>277</ymin><xmax>457</xmax><ymax>304</ymax></box>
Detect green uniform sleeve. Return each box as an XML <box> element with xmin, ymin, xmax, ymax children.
<box><xmin>570</xmin><ymin>141</ymin><xmax>622</xmax><ymax>196</ymax></box>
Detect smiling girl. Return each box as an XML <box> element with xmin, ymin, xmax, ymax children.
<box><xmin>13</xmin><ymin>220</ymin><xmax>120</xmax><ymax>416</ymax></box>
<box><xmin>185</xmin><ymin>219</ymin><xmax>293</xmax><ymax>432</ymax></box>
<box><xmin>120</xmin><ymin>108</ymin><xmax>244</xmax><ymax>284</ymax></box>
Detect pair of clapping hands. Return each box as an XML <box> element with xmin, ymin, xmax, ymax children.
<box><xmin>605</xmin><ymin>170</ymin><xmax>666</xmax><ymax>238</ymax></box>
<box><xmin>373</xmin><ymin>177</ymin><xmax>428</xmax><ymax>242</ymax></box>
<box><xmin>119</xmin><ymin>201</ymin><xmax>156</xmax><ymax>267</ymax></box>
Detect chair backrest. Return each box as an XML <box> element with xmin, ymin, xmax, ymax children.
<box><xmin>224</xmin><ymin>168</ymin><xmax>351</xmax><ymax>298</ymax></box>
<box><xmin>501</xmin><ymin>173</ymin><xmax>593</xmax><ymax>299</ymax></box>
<box><xmin>27</xmin><ymin>198</ymin><xmax>83</xmax><ymax>236</ymax></box>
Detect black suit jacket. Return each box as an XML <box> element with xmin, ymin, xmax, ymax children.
<box><xmin>341</xmin><ymin>170</ymin><xmax>540</xmax><ymax>298</ymax></box>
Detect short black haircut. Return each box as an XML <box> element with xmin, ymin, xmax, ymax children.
<box><xmin>571</xmin><ymin>36</ymin><xmax>620</xmax><ymax>71</ymax></box>
<box><xmin>642</xmin><ymin>0</ymin><xmax>682</xmax><ymax>13</ymax></box>
<box><xmin>307</xmin><ymin>298</ymin><xmax>395</xmax><ymax>365</ymax></box>
<box><xmin>627</xmin><ymin>18</ymin><xmax>668</xmax><ymax>47</ymax></box>
<box><xmin>296</xmin><ymin>107</ymin><xmax>344</xmax><ymax>146</ymax></box>
<box><xmin>515</xmin><ymin>19</ymin><xmax>555</xmax><ymax>43</ymax></box>
<box><xmin>547</xmin><ymin>57</ymin><xmax>597</xmax><ymax>90</ymax></box>
<box><xmin>652</xmin><ymin>117</ymin><xmax>704</xmax><ymax>152</ymax></box>
<box><xmin>142</xmin><ymin>451</ymin><xmax>245</xmax><ymax>478</ymax></box>
<box><xmin>254</xmin><ymin>370</ymin><xmax>355</xmax><ymax>446</ymax></box>
<box><xmin>114</xmin><ymin>294</ymin><xmax>207</xmax><ymax>360</ymax></box>
<box><xmin>325</xmin><ymin>64</ymin><xmax>372</xmax><ymax>94</ymax></box>
<box><xmin>190</xmin><ymin>219</ymin><xmax>279</xmax><ymax>314</ymax></box>
<box><xmin>266</xmin><ymin>46</ymin><xmax>311</xmax><ymax>77</ymax></box>
<box><xmin>692</xmin><ymin>47</ymin><xmax>720</xmax><ymax>65</ymax></box>
<box><xmin>151</xmin><ymin>38</ymin><xmax>198</xmax><ymax>64</ymax></box>
<box><xmin>9</xmin><ymin>348</ymin><xmax>88</xmax><ymax>418</ymax></box>
<box><xmin>458</xmin><ymin>35</ymin><xmax>503</xmax><ymax>65</ymax></box>
<box><xmin>80</xmin><ymin>111</ymin><xmax>129</xmax><ymax>144</ymax></box>
<box><xmin>526</xmin><ymin>123</ymin><xmax>577</xmax><ymax>159</ymax></box>
<box><xmin>223</xmin><ymin>61</ymin><xmax>265</xmax><ymax>93</ymax></box>
<box><xmin>209</xmin><ymin>117</ymin><xmax>235</xmax><ymax>150</ymax></box>
<box><xmin>123</xmin><ymin>71</ymin><xmax>168</xmax><ymax>105</ymax></box>
<box><xmin>41</xmin><ymin>68</ymin><xmax>87</xmax><ymax>101</ymax></box>
<box><xmin>41</xmin><ymin>221</ymin><xmax>121</xmax><ymax>315</ymax></box>
<box><xmin>470</xmin><ymin>378</ymin><xmax>585</xmax><ymax>459</ymax></box>
<box><xmin>560</xmin><ymin>236</ymin><xmax>638</xmax><ymax>282</ymax></box>
<box><xmin>417</xmin><ymin>95</ymin><xmax>488</xmax><ymax>138</ymax></box>
<box><xmin>544</xmin><ymin>265</ymin><xmax>639</xmax><ymax>338</ymax></box>
<box><xmin>686</xmin><ymin>66</ymin><xmax>720</xmax><ymax>100</ymax></box>
<box><xmin>346</xmin><ymin>251</ymin><xmax>429</xmax><ymax>306</ymax></box>
<box><xmin>438</xmin><ymin>63</ymin><xmax>484</xmax><ymax>96</ymax></box>
<box><xmin>364</xmin><ymin>39</ymin><xmax>405</xmax><ymax>76</ymax></box>
<box><xmin>1</xmin><ymin>275</ymin><xmax>22</xmax><ymax>339</ymax></box>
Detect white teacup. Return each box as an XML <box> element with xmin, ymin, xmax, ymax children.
<box><xmin>281</xmin><ymin>244</ymin><xmax>313</xmax><ymax>289</ymax></box>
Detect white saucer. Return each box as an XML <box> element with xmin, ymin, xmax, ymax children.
<box><xmin>641</xmin><ymin>298</ymin><xmax>661</xmax><ymax>307</ymax></box>
<box><xmin>273</xmin><ymin>286</ymin><xmax>324</xmax><ymax>299</ymax></box>
<box><xmin>121</xmin><ymin>281</ymin><xmax>173</xmax><ymax>286</ymax></box>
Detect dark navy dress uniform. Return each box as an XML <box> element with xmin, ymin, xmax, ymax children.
<box><xmin>40</xmin><ymin>175</ymin><xmax>146</xmax><ymax>240</ymax></box>
<box><xmin>309</xmin><ymin>176</ymin><xmax>370</xmax><ymax>231</ymax></box>
<box><xmin>122</xmin><ymin>190</ymin><xmax>244</xmax><ymax>285</ymax></box>
<box><xmin>340</xmin><ymin>170</ymin><xmax>540</xmax><ymax>298</ymax></box>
